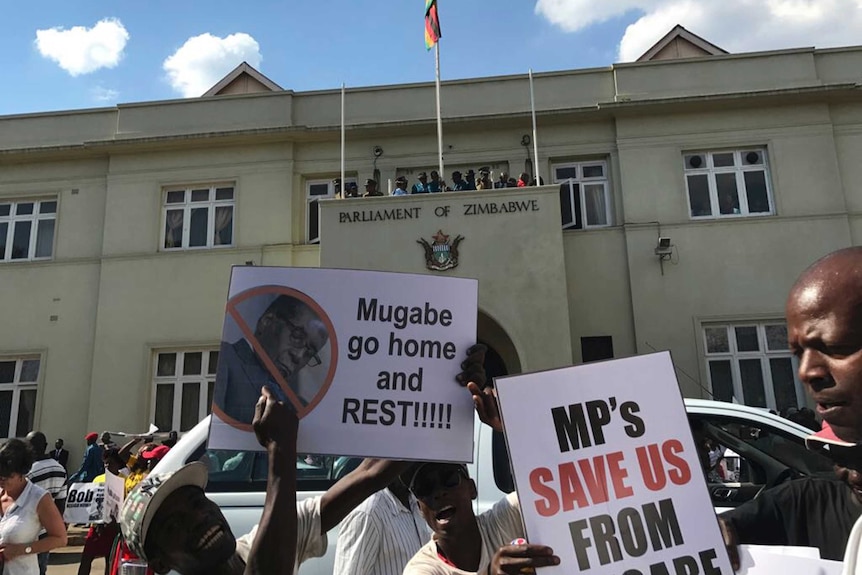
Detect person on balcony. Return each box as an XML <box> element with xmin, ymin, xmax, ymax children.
<box><xmin>411</xmin><ymin>172</ymin><xmax>429</xmax><ymax>194</ymax></box>
<box><xmin>393</xmin><ymin>176</ymin><xmax>409</xmax><ymax>196</ymax></box>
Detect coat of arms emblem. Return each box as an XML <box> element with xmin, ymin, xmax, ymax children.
<box><xmin>417</xmin><ymin>230</ymin><xmax>464</xmax><ymax>271</ymax></box>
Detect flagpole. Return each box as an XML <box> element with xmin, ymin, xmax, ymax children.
<box><xmin>529</xmin><ymin>69</ymin><xmax>540</xmax><ymax>185</ymax></box>
<box><xmin>435</xmin><ymin>42</ymin><xmax>444</xmax><ymax>182</ymax></box>
<box><xmin>340</xmin><ymin>83</ymin><xmax>346</xmax><ymax>195</ymax></box>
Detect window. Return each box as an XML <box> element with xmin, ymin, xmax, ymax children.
<box><xmin>0</xmin><ymin>356</ymin><xmax>40</xmax><ymax>438</ymax></box>
<box><xmin>306</xmin><ymin>178</ymin><xmax>355</xmax><ymax>244</ymax></box>
<box><xmin>690</xmin><ymin>413</ymin><xmax>833</xmax><ymax>509</ymax></box>
<box><xmin>0</xmin><ymin>198</ymin><xmax>57</xmax><ymax>261</ymax></box>
<box><xmin>581</xmin><ymin>336</ymin><xmax>614</xmax><ymax>363</ymax></box>
<box><xmin>684</xmin><ymin>149</ymin><xmax>773</xmax><ymax>218</ymax></box>
<box><xmin>703</xmin><ymin>322</ymin><xmax>802</xmax><ymax>412</ymax></box>
<box><xmin>553</xmin><ymin>161</ymin><xmax>611</xmax><ymax>229</ymax></box>
<box><xmin>152</xmin><ymin>350</ymin><xmax>218</xmax><ymax>432</ymax></box>
<box><xmin>162</xmin><ymin>185</ymin><xmax>234</xmax><ymax>250</ymax></box>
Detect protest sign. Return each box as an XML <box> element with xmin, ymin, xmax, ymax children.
<box><xmin>495</xmin><ymin>352</ymin><xmax>733</xmax><ymax>575</ymax></box>
<box><xmin>64</xmin><ymin>482</ymin><xmax>105</xmax><ymax>524</ymax></box>
<box><xmin>104</xmin><ymin>471</ymin><xmax>125</xmax><ymax>522</ymax></box>
<box><xmin>208</xmin><ymin>266</ymin><xmax>478</xmax><ymax>461</ymax></box>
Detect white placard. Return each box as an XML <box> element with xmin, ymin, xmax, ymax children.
<box><xmin>739</xmin><ymin>545</ymin><xmax>842</xmax><ymax>575</ymax></box>
<box><xmin>208</xmin><ymin>266</ymin><xmax>478</xmax><ymax>462</ymax></box>
<box><xmin>104</xmin><ymin>471</ymin><xmax>125</xmax><ymax>522</ymax></box>
<box><xmin>495</xmin><ymin>352</ymin><xmax>734</xmax><ymax>575</ymax></box>
<box><xmin>64</xmin><ymin>482</ymin><xmax>105</xmax><ymax>524</ymax></box>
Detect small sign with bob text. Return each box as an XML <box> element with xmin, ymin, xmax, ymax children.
<box><xmin>208</xmin><ymin>266</ymin><xmax>478</xmax><ymax>462</ymax></box>
<box><xmin>495</xmin><ymin>352</ymin><xmax>733</xmax><ymax>575</ymax></box>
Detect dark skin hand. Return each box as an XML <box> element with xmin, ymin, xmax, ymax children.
<box><xmin>245</xmin><ymin>386</ymin><xmax>298</xmax><ymax>575</ymax></box>
<box><xmin>718</xmin><ymin>518</ymin><xmax>741</xmax><ymax>571</ymax></box>
<box><xmin>456</xmin><ymin>344</ymin><xmax>488</xmax><ymax>389</ymax></box>
<box><xmin>488</xmin><ymin>544</ymin><xmax>560</xmax><ymax>575</ymax></box>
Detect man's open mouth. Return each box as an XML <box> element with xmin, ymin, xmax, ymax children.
<box><xmin>435</xmin><ymin>506</ymin><xmax>456</xmax><ymax>521</ymax></box>
<box><xmin>196</xmin><ymin>525</ymin><xmax>225</xmax><ymax>552</ymax></box>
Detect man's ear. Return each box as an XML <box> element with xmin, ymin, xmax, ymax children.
<box><xmin>469</xmin><ymin>478</ymin><xmax>478</xmax><ymax>501</ymax></box>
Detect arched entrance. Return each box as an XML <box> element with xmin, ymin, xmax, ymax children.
<box><xmin>477</xmin><ymin>310</ymin><xmax>520</xmax><ymax>381</ymax></box>
<box><xmin>476</xmin><ymin>310</ymin><xmax>519</xmax><ymax>493</ymax></box>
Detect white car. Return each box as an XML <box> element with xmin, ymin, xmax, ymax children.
<box><xmin>152</xmin><ymin>399</ymin><xmax>833</xmax><ymax>575</ymax></box>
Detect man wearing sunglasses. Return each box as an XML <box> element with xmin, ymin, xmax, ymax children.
<box><xmin>402</xmin><ymin>350</ymin><xmax>561</xmax><ymax>575</ymax></box>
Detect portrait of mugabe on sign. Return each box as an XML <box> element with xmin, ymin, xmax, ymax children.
<box><xmin>212</xmin><ymin>286</ymin><xmax>338</xmax><ymax>429</ymax></box>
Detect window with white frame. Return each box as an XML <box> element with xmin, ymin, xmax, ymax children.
<box><xmin>684</xmin><ymin>149</ymin><xmax>773</xmax><ymax>219</ymax></box>
<box><xmin>306</xmin><ymin>178</ymin><xmax>356</xmax><ymax>244</ymax></box>
<box><xmin>703</xmin><ymin>322</ymin><xmax>802</xmax><ymax>412</ymax></box>
<box><xmin>152</xmin><ymin>349</ymin><xmax>218</xmax><ymax>432</ymax></box>
<box><xmin>552</xmin><ymin>161</ymin><xmax>612</xmax><ymax>230</ymax></box>
<box><xmin>0</xmin><ymin>198</ymin><xmax>57</xmax><ymax>262</ymax></box>
<box><xmin>0</xmin><ymin>356</ymin><xmax>40</xmax><ymax>438</ymax></box>
<box><xmin>162</xmin><ymin>185</ymin><xmax>234</xmax><ymax>250</ymax></box>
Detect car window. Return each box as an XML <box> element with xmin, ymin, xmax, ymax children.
<box><xmin>189</xmin><ymin>446</ymin><xmax>362</xmax><ymax>493</ymax></box>
<box><xmin>701</xmin><ymin>416</ymin><xmax>834</xmax><ymax>476</ymax></box>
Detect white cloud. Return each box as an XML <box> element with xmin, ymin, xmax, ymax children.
<box><xmin>35</xmin><ymin>18</ymin><xmax>129</xmax><ymax>76</ymax></box>
<box><xmin>91</xmin><ymin>86</ymin><xmax>119</xmax><ymax>103</ymax></box>
<box><xmin>163</xmin><ymin>33</ymin><xmax>262</xmax><ymax>97</ymax></box>
<box><xmin>534</xmin><ymin>0</ymin><xmax>862</xmax><ymax>61</ymax></box>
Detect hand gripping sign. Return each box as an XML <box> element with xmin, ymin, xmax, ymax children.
<box><xmin>208</xmin><ymin>266</ymin><xmax>478</xmax><ymax>462</ymax></box>
<box><xmin>495</xmin><ymin>352</ymin><xmax>734</xmax><ymax>575</ymax></box>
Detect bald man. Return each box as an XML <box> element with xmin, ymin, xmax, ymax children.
<box><xmin>719</xmin><ymin>247</ymin><xmax>862</xmax><ymax>569</ymax></box>
<box><xmin>786</xmin><ymin>247</ymin><xmax>862</xmax><ymax>444</ymax></box>
<box><xmin>782</xmin><ymin>247</ymin><xmax>862</xmax><ymax>573</ymax></box>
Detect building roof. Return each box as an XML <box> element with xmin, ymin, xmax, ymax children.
<box><xmin>203</xmin><ymin>62</ymin><xmax>284</xmax><ymax>97</ymax></box>
<box><xmin>637</xmin><ymin>25</ymin><xmax>729</xmax><ymax>62</ymax></box>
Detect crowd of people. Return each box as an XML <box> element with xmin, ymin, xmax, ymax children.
<box><xmin>0</xmin><ymin>427</ymin><xmax>179</xmax><ymax>575</ymax></box>
<box><xmin>10</xmin><ymin>246</ymin><xmax>862</xmax><ymax>575</ymax></box>
<box><xmin>110</xmin><ymin>246</ymin><xmax>862</xmax><ymax>575</ymax></box>
<box><xmin>334</xmin><ymin>168</ymin><xmax>542</xmax><ymax>199</ymax></box>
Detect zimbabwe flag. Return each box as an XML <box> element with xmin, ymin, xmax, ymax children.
<box><xmin>425</xmin><ymin>0</ymin><xmax>441</xmax><ymax>49</ymax></box>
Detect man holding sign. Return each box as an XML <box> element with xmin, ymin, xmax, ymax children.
<box><xmin>403</xmin><ymin>346</ymin><xmax>562</xmax><ymax>574</ymax></box>
<box><xmin>492</xmin><ymin>353</ymin><xmax>734</xmax><ymax>575</ymax></box>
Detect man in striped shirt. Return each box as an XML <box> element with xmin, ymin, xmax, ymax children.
<box><xmin>334</xmin><ymin>466</ymin><xmax>431</xmax><ymax>575</ymax></box>
<box><xmin>25</xmin><ymin>430</ymin><xmax>68</xmax><ymax>575</ymax></box>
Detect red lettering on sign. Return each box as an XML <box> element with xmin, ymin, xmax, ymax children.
<box><xmin>530</xmin><ymin>467</ymin><xmax>560</xmax><ymax>517</ymax></box>
<box><xmin>663</xmin><ymin>439</ymin><xmax>692</xmax><ymax>486</ymax></box>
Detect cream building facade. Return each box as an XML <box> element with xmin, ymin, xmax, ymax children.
<box><xmin>1</xmin><ymin>28</ymin><xmax>861</xmax><ymax>461</ymax></box>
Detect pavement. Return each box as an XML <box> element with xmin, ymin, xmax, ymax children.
<box><xmin>46</xmin><ymin>526</ymin><xmax>105</xmax><ymax>575</ymax></box>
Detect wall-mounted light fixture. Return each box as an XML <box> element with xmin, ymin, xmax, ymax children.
<box><xmin>655</xmin><ymin>237</ymin><xmax>674</xmax><ymax>275</ymax></box>
<box><xmin>655</xmin><ymin>237</ymin><xmax>673</xmax><ymax>259</ymax></box>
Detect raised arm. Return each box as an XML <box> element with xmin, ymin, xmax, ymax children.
<box><xmin>319</xmin><ymin>458</ymin><xmax>410</xmax><ymax>533</ymax></box>
<box><xmin>118</xmin><ymin>436</ymin><xmax>147</xmax><ymax>465</ymax></box>
<box><xmin>320</xmin><ymin>342</ymin><xmax>488</xmax><ymax>534</ymax></box>
<box><xmin>245</xmin><ymin>386</ymin><xmax>298</xmax><ymax>575</ymax></box>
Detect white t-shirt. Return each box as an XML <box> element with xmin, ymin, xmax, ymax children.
<box><xmin>234</xmin><ymin>495</ymin><xmax>327</xmax><ymax>574</ymax></box>
<box><xmin>403</xmin><ymin>492</ymin><xmax>522</xmax><ymax>575</ymax></box>
<box><xmin>334</xmin><ymin>488</ymin><xmax>431</xmax><ymax>575</ymax></box>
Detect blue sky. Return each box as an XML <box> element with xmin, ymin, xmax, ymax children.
<box><xmin>3</xmin><ymin>0</ymin><xmax>861</xmax><ymax>116</ymax></box>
